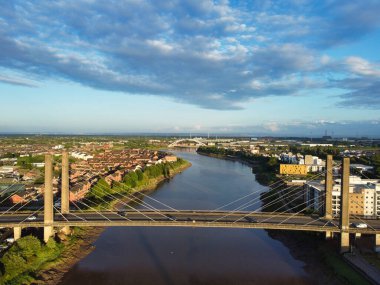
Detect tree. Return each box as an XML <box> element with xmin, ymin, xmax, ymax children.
<box><xmin>136</xmin><ymin>169</ymin><xmax>144</xmax><ymax>181</ymax></box>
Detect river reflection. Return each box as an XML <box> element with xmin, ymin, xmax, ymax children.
<box><xmin>60</xmin><ymin>152</ymin><xmax>311</xmax><ymax>285</ymax></box>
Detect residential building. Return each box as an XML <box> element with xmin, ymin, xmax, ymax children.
<box><xmin>304</xmin><ymin>176</ymin><xmax>380</xmax><ymax>218</ymax></box>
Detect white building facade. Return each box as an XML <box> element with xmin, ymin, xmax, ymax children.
<box><xmin>304</xmin><ymin>176</ymin><xmax>380</xmax><ymax>218</ymax></box>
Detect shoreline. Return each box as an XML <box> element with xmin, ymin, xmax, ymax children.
<box><xmin>34</xmin><ymin>160</ymin><xmax>192</xmax><ymax>285</ymax></box>
<box><xmin>197</xmin><ymin>150</ymin><xmax>370</xmax><ymax>285</ymax></box>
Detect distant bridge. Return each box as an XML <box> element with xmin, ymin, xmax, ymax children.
<box><xmin>168</xmin><ymin>139</ymin><xmax>206</xmax><ymax>148</ymax></box>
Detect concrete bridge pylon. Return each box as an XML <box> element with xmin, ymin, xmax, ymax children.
<box><xmin>44</xmin><ymin>154</ymin><xmax>54</xmax><ymax>242</ymax></box>
<box><xmin>61</xmin><ymin>152</ymin><xmax>71</xmax><ymax>235</ymax></box>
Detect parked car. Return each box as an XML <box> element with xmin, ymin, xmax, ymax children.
<box><xmin>5</xmin><ymin>238</ymin><xmax>15</xmax><ymax>243</ymax></box>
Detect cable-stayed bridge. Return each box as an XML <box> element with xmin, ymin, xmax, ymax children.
<box><xmin>1</xmin><ymin>210</ymin><xmax>379</xmax><ymax>234</ymax></box>
<box><xmin>0</xmin><ymin>153</ymin><xmax>379</xmax><ymax>254</ymax></box>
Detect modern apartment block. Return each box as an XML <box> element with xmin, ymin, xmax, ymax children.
<box><xmin>304</xmin><ymin>176</ymin><xmax>380</xmax><ymax>218</ymax></box>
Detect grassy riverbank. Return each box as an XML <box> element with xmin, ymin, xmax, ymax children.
<box><xmin>85</xmin><ymin>158</ymin><xmax>191</xmax><ymax>210</ymax></box>
<box><xmin>0</xmin><ymin>158</ymin><xmax>191</xmax><ymax>285</ymax></box>
<box><xmin>0</xmin><ymin>227</ymin><xmax>104</xmax><ymax>285</ymax></box>
<box><xmin>197</xmin><ymin>146</ymin><xmax>279</xmax><ymax>186</ymax></box>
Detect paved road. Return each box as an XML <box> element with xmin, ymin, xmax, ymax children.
<box><xmin>0</xmin><ymin>210</ymin><xmax>379</xmax><ymax>233</ymax></box>
<box><xmin>344</xmin><ymin>253</ymin><xmax>380</xmax><ymax>285</ymax></box>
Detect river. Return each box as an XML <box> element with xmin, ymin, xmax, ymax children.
<box><xmin>60</xmin><ymin>151</ymin><xmax>312</xmax><ymax>285</ymax></box>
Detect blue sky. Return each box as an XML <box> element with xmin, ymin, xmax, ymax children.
<box><xmin>1</xmin><ymin>0</ymin><xmax>380</xmax><ymax>137</ymax></box>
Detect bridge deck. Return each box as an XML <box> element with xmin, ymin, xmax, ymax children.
<box><xmin>1</xmin><ymin>210</ymin><xmax>379</xmax><ymax>234</ymax></box>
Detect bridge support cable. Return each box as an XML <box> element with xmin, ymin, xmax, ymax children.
<box><xmin>210</xmin><ymin>180</ymin><xmax>316</xmax><ymax>223</ymax></box>
<box><xmin>80</xmin><ymin>195</ymin><xmax>131</xmax><ymax>220</ymax></box>
<box><xmin>53</xmin><ymin>205</ymin><xmax>70</xmax><ymax>223</ymax></box>
<box><xmin>68</xmin><ymin>200</ymin><xmax>88</xmax><ymax>221</ymax></box>
<box><xmin>232</xmin><ymin>172</ymin><xmax>331</xmax><ymax>224</ymax></box>
<box><xmin>65</xmin><ymin>180</ymin><xmax>130</xmax><ymax>218</ymax></box>
<box><xmin>76</xmin><ymin>200</ymin><xmax>112</xmax><ymax>222</ymax></box>
<box><xmin>213</xmin><ymin>170</ymin><xmax>329</xmax><ymax>223</ymax></box>
<box><xmin>0</xmin><ymin>182</ymin><xmax>32</xmax><ymax>206</ymax></box>
<box><xmin>210</xmin><ymin>189</ymin><xmax>303</xmax><ymax>224</ymax></box>
<box><xmin>228</xmin><ymin>170</ymin><xmax>330</xmax><ymax>223</ymax></box>
<box><xmin>211</xmin><ymin>171</ymin><xmax>316</xmax><ymax>212</ymax></box>
<box><xmin>255</xmin><ymin>186</ymin><xmax>305</xmax><ymax>211</ymax></box>
<box><xmin>211</xmin><ymin>178</ymin><xmax>287</xmax><ymax>212</ymax></box>
<box><xmin>121</xmin><ymin>193</ymin><xmax>178</xmax><ymax>221</ymax></box>
<box><xmin>349</xmin><ymin>200</ymin><xmax>377</xmax><ymax>231</ymax></box>
<box><xmin>351</xmin><ymin>214</ymin><xmax>377</xmax><ymax>232</ymax></box>
<box><xmin>134</xmin><ymin>191</ymin><xmax>179</xmax><ymax>212</ymax></box>
<box><xmin>234</xmin><ymin>190</ymin><xmax>315</xmax><ymax>224</ymax></box>
<box><xmin>217</xmin><ymin>181</ymin><xmax>290</xmax><ymax>212</ymax></box>
<box><xmin>248</xmin><ymin>190</ymin><xmax>314</xmax><ymax>224</ymax></box>
<box><xmin>18</xmin><ymin>204</ymin><xmax>44</xmax><ymax>224</ymax></box>
<box><xmin>210</xmin><ymin>173</ymin><xmax>326</xmax><ymax>224</ymax></box>
<box><xmin>84</xmin><ymin>186</ymin><xmax>156</xmax><ymax>222</ymax></box>
<box><xmin>209</xmin><ymin>185</ymin><xmax>305</xmax><ymax>223</ymax></box>
<box><xmin>106</xmin><ymin>185</ymin><xmax>154</xmax><ymax>211</ymax></box>
<box><xmin>71</xmin><ymin>180</ymin><xmax>173</xmax><ymax>221</ymax></box>
<box><xmin>233</xmin><ymin>184</ymin><xmax>303</xmax><ymax>213</ymax></box>
<box><xmin>109</xmin><ymin>185</ymin><xmax>177</xmax><ymax>217</ymax></box>
<box><xmin>277</xmin><ymin>194</ymin><xmax>326</xmax><ymax>226</ymax></box>
<box><xmin>0</xmin><ymin>192</ymin><xmax>43</xmax><ymax>217</ymax></box>
<box><xmin>302</xmin><ymin>204</ymin><xmax>339</xmax><ymax>229</ymax></box>
<box><xmin>112</xmin><ymin>183</ymin><xmax>179</xmax><ymax>212</ymax></box>
<box><xmin>212</xmin><ymin>169</ymin><xmax>330</xmax><ymax>212</ymax></box>
<box><xmin>80</xmin><ymin>187</ymin><xmax>132</xmax><ymax>221</ymax></box>
<box><xmin>85</xmin><ymin>183</ymin><xmax>159</xmax><ymax>221</ymax></box>
<box><xmin>81</xmin><ymin>196</ymin><xmax>117</xmax><ymax>213</ymax></box>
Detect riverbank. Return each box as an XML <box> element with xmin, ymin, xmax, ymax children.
<box><xmin>198</xmin><ymin>148</ymin><xmax>372</xmax><ymax>285</ymax></box>
<box><xmin>0</xmin><ymin>159</ymin><xmax>191</xmax><ymax>285</ymax></box>
<box><xmin>35</xmin><ymin>227</ymin><xmax>105</xmax><ymax>285</ymax></box>
<box><xmin>268</xmin><ymin>230</ymin><xmax>371</xmax><ymax>285</ymax></box>
<box><xmin>197</xmin><ymin>148</ymin><xmax>278</xmax><ymax>186</ymax></box>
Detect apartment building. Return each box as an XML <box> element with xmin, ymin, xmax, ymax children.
<box><xmin>304</xmin><ymin>176</ymin><xmax>380</xmax><ymax>218</ymax></box>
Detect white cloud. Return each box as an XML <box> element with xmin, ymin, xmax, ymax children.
<box><xmin>345</xmin><ymin>56</ymin><xmax>380</xmax><ymax>77</ymax></box>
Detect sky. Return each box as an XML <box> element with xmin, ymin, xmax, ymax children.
<box><xmin>1</xmin><ymin>0</ymin><xmax>380</xmax><ymax>137</ymax></box>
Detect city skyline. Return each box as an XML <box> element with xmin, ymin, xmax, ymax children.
<box><xmin>1</xmin><ymin>1</ymin><xmax>380</xmax><ymax>136</ymax></box>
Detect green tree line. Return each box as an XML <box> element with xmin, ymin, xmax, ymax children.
<box><xmin>197</xmin><ymin>146</ymin><xmax>279</xmax><ymax>185</ymax></box>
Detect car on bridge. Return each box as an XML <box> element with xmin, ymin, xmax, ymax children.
<box><xmin>26</xmin><ymin>214</ymin><xmax>37</xmax><ymax>221</ymax></box>
<box><xmin>117</xmin><ymin>211</ymin><xmax>127</xmax><ymax>217</ymax></box>
<box><xmin>352</xmin><ymin>223</ymin><xmax>367</xmax><ymax>228</ymax></box>
<box><xmin>166</xmin><ymin>214</ymin><xmax>177</xmax><ymax>221</ymax></box>
<box><xmin>244</xmin><ymin>217</ymin><xmax>257</xmax><ymax>223</ymax></box>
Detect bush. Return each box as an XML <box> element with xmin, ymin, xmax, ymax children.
<box><xmin>0</xmin><ymin>236</ymin><xmax>63</xmax><ymax>284</ymax></box>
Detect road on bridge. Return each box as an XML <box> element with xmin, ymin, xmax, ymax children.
<box><xmin>1</xmin><ymin>210</ymin><xmax>380</xmax><ymax>234</ymax></box>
